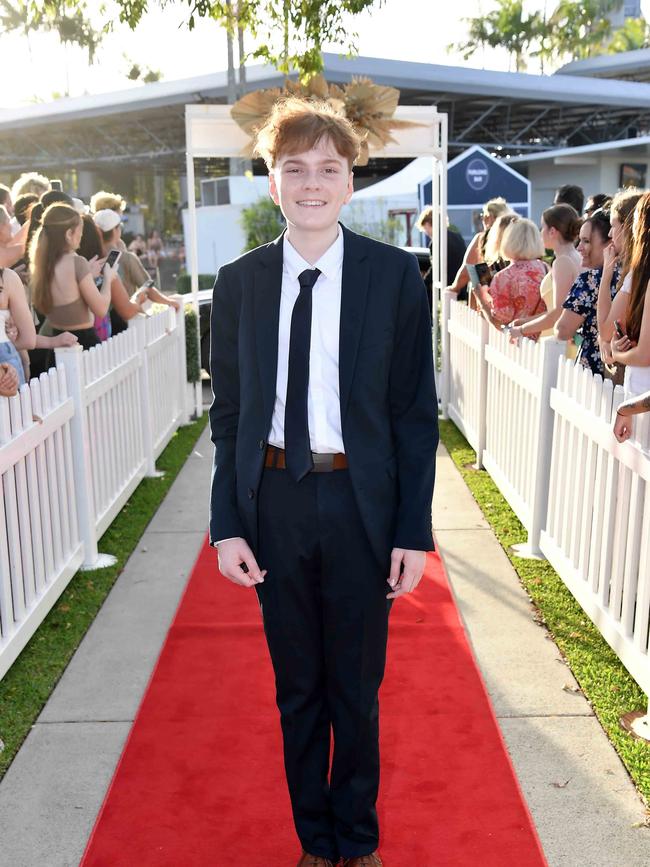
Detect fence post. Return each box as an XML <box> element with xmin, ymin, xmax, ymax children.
<box><xmin>130</xmin><ymin>315</ymin><xmax>163</xmax><ymax>478</ymax></box>
<box><xmin>54</xmin><ymin>347</ymin><xmax>117</xmax><ymax>570</ymax></box>
<box><xmin>440</xmin><ymin>289</ymin><xmax>453</xmax><ymax>419</ymax></box>
<box><xmin>171</xmin><ymin>296</ymin><xmax>190</xmax><ymax>426</ymax></box>
<box><xmin>513</xmin><ymin>339</ymin><xmax>566</xmax><ymax>559</ymax></box>
<box><xmin>474</xmin><ymin>315</ymin><xmax>489</xmax><ymax>470</ymax></box>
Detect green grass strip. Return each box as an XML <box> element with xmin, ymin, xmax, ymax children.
<box><xmin>439</xmin><ymin>419</ymin><xmax>650</xmax><ymax>804</ymax></box>
<box><xmin>0</xmin><ymin>413</ymin><xmax>209</xmax><ymax>779</ymax></box>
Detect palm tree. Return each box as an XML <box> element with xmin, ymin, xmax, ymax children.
<box><xmin>449</xmin><ymin>0</ymin><xmax>544</xmax><ymax>73</ymax></box>
<box><xmin>543</xmin><ymin>0</ymin><xmax>624</xmax><ymax>62</ymax></box>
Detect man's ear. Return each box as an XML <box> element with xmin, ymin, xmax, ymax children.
<box><xmin>269</xmin><ymin>172</ymin><xmax>280</xmax><ymax>205</ymax></box>
<box><xmin>343</xmin><ymin>171</ymin><xmax>354</xmax><ymax>205</ymax></box>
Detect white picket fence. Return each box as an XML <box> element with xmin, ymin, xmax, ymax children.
<box><xmin>441</xmin><ymin>291</ymin><xmax>650</xmax><ymax>711</ymax></box>
<box><xmin>0</xmin><ymin>305</ymin><xmax>191</xmax><ymax>681</ymax></box>
<box><xmin>483</xmin><ymin>328</ymin><xmax>566</xmax><ymax>557</ymax></box>
<box><xmin>541</xmin><ymin>359</ymin><xmax>650</xmax><ymax>698</ymax></box>
<box><xmin>445</xmin><ymin>296</ymin><xmax>489</xmax><ymax>461</ymax></box>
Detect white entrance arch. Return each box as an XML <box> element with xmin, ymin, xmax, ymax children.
<box><xmin>184</xmin><ymin>103</ymin><xmax>448</xmax><ymax>406</ymax></box>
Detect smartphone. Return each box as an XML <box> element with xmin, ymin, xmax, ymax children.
<box><xmin>614</xmin><ymin>320</ymin><xmax>625</xmax><ymax>339</ymax></box>
<box><xmin>104</xmin><ymin>248</ymin><xmax>122</xmax><ymax>270</ymax></box>
<box><xmin>50</xmin><ymin>179</ymin><xmax>62</xmax><ymax>191</ymax></box>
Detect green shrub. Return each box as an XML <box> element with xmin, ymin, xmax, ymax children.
<box><xmin>240</xmin><ymin>198</ymin><xmax>285</xmax><ymax>251</ymax></box>
<box><xmin>176</xmin><ymin>273</ymin><xmax>216</xmax><ymax>294</ymax></box>
<box><xmin>184</xmin><ymin>306</ymin><xmax>200</xmax><ymax>383</ymax></box>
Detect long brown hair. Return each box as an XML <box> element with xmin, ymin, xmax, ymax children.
<box><xmin>626</xmin><ymin>192</ymin><xmax>650</xmax><ymax>343</ymax></box>
<box><xmin>30</xmin><ymin>204</ymin><xmax>80</xmax><ymax>315</ymax></box>
<box><xmin>610</xmin><ymin>187</ymin><xmax>643</xmax><ymax>286</ymax></box>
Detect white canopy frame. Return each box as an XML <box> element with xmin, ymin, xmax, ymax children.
<box><xmin>184</xmin><ymin>103</ymin><xmax>448</xmax><ymax>410</ymax></box>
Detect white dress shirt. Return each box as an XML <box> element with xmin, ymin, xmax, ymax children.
<box><xmin>215</xmin><ymin>230</ymin><xmax>345</xmax><ymax>546</ymax></box>
<box><xmin>267</xmin><ymin>230</ymin><xmax>345</xmax><ymax>454</ymax></box>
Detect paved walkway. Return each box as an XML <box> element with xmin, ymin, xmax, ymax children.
<box><xmin>0</xmin><ymin>425</ymin><xmax>647</xmax><ymax>866</ymax></box>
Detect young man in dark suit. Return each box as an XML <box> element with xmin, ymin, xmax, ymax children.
<box><xmin>209</xmin><ymin>98</ymin><xmax>438</xmax><ymax>867</ymax></box>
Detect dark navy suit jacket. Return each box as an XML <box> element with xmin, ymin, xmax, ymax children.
<box><xmin>208</xmin><ymin>224</ymin><xmax>439</xmax><ymax>567</ymax></box>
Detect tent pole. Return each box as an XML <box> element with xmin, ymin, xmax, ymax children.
<box><xmin>185</xmin><ymin>112</ymin><xmax>202</xmax><ymax>418</ymax></box>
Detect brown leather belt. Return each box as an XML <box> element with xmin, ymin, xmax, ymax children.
<box><xmin>265</xmin><ymin>445</ymin><xmax>348</xmax><ymax>472</ymax></box>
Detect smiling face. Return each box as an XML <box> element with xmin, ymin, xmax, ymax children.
<box><xmin>269</xmin><ymin>137</ymin><xmax>354</xmax><ymax>238</ymax></box>
<box><xmin>577</xmin><ymin>220</ymin><xmax>607</xmax><ymax>269</ymax></box>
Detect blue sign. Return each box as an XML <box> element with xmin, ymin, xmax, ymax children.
<box><xmin>419</xmin><ymin>146</ymin><xmax>529</xmax><ymax>210</ymax></box>
<box><xmin>466</xmin><ymin>158</ymin><xmax>489</xmax><ymax>191</ymax></box>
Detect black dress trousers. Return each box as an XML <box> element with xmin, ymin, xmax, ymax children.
<box><xmin>255</xmin><ymin>464</ymin><xmax>391</xmax><ymax>862</ymax></box>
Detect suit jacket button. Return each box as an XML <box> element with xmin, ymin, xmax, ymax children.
<box><xmin>248</xmin><ymin>488</ymin><xmax>255</xmax><ymax>500</ymax></box>
<box><xmin>258</xmin><ymin>439</ymin><xmax>265</xmax><ymax>449</ymax></box>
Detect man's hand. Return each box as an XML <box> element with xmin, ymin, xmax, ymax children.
<box><xmin>614</xmin><ymin>410</ymin><xmax>633</xmax><ymax>443</ymax></box>
<box><xmin>216</xmin><ymin>537</ymin><xmax>267</xmax><ymax>588</ymax></box>
<box><xmin>387</xmin><ymin>548</ymin><xmax>426</xmax><ymax>599</ymax></box>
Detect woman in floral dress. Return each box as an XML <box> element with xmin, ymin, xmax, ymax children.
<box><xmin>473</xmin><ymin>218</ymin><xmax>547</xmax><ymax>333</ymax></box>
<box><xmin>555</xmin><ymin>209</ymin><xmax>616</xmax><ymax>376</ymax></box>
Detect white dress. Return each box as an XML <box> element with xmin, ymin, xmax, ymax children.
<box><xmin>620</xmin><ymin>273</ymin><xmax>650</xmax><ymax>396</ymax></box>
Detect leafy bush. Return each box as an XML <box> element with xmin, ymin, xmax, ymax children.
<box><xmin>241</xmin><ymin>197</ymin><xmax>285</xmax><ymax>251</ymax></box>
<box><xmin>184</xmin><ymin>305</ymin><xmax>200</xmax><ymax>383</ymax></box>
<box><xmin>176</xmin><ymin>273</ymin><xmax>216</xmax><ymax>294</ymax></box>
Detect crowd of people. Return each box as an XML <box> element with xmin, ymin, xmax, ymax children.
<box><xmin>438</xmin><ymin>182</ymin><xmax>650</xmax><ymax>441</ymax></box>
<box><xmin>0</xmin><ymin>172</ymin><xmax>179</xmax><ymax>398</ymax></box>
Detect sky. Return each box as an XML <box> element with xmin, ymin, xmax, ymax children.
<box><xmin>2</xmin><ymin>0</ymin><xmax>650</xmax><ymax>109</ymax></box>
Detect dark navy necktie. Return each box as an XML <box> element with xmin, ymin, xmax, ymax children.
<box><xmin>285</xmin><ymin>267</ymin><xmax>321</xmax><ymax>482</ymax></box>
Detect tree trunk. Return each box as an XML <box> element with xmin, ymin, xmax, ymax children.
<box><xmin>226</xmin><ymin>0</ymin><xmax>245</xmax><ymax>176</ymax></box>
<box><xmin>236</xmin><ymin>12</ymin><xmax>252</xmax><ymax>176</ymax></box>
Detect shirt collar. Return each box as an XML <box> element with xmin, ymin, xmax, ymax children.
<box><xmin>283</xmin><ymin>226</ymin><xmax>344</xmax><ymax>284</ymax></box>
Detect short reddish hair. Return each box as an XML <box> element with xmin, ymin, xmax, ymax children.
<box><xmin>254</xmin><ymin>97</ymin><xmax>361</xmax><ymax>170</ymax></box>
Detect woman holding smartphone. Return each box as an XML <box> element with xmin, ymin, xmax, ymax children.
<box><xmin>30</xmin><ymin>204</ymin><xmax>113</xmax><ymax>351</ymax></box>
<box><xmin>93</xmin><ymin>209</ymin><xmax>146</xmax><ymax>335</ymax></box>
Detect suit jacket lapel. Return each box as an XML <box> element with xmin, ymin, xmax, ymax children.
<box><xmin>254</xmin><ymin>232</ymin><xmax>284</xmax><ymax>430</ymax></box>
<box><xmin>339</xmin><ymin>225</ymin><xmax>370</xmax><ymax>424</ymax></box>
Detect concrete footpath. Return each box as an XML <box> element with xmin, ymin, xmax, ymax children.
<box><xmin>0</xmin><ymin>428</ymin><xmax>648</xmax><ymax>866</ymax></box>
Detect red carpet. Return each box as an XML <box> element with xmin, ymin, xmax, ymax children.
<box><xmin>81</xmin><ymin>539</ymin><xmax>547</xmax><ymax>866</ymax></box>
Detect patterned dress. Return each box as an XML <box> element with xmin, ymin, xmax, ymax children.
<box><xmin>562</xmin><ymin>266</ymin><xmax>619</xmax><ymax>376</ymax></box>
<box><xmin>488</xmin><ymin>259</ymin><xmax>547</xmax><ymax>325</ymax></box>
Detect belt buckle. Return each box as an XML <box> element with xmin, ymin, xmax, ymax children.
<box><xmin>311</xmin><ymin>452</ymin><xmax>334</xmax><ymax>473</ymax></box>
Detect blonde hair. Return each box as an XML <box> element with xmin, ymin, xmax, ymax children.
<box><xmin>0</xmin><ymin>204</ymin><xmax>10</xmax><ymax>225</ymax></box>
<box><xmin>90</xmin><ymin>190</ymin><xmax>126</xmax><ymax>213</ymax></box>
<box><xmin>484</xmin><ymin>212</ymin><xmax>518</xmax><ymax>264</ymax></box>
<box><xmin>484</xmin><ymin>197</ymin><xmax>510</xmax><ymax>220</ymax></box>
<box><xmin>416</xmin><ymin>206</ymin><xmax>433</xmax><ymax>231</ymax></box>
<box><xmin>254</xmin><ymin>97</ymin><xmax>362</xmax><ymax>170</ymax></box>
<box><xmin>501</xmin><ymin>218</ymin><xmax>545</xmax><ymax>261</ymax></box>
<box><xmin>11</xmin><ymin>171</ymin><xmax>50</xmax><ymax>200</ymax></box>
<box><xmin>30</xmin><ymin>204</ymin><xmax>81</xmax><ymax>315</ymax></box>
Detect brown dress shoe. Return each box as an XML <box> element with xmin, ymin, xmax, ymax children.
<box><xmin>342</xmin><ymin>854</ymin><xmax>382</xmax><ymax>867</ymax></box>
<box><xmin>296</xmin><ymin>852</ymin><xmax>337</xmax><ymax>867</ymax></box>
